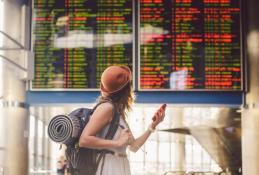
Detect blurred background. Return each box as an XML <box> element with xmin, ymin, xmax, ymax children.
<box><xmin>1</xmin><ymin>0</ymin><xmax>259</xmax><ymax>175</ymax></box>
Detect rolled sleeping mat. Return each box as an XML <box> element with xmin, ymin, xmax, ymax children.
<box><xmin>48</xmin><ymin>114</ymin><xmax>83</xmax><ymax>145</ymax></box>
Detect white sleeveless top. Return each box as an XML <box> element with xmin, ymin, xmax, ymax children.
<box><xmin>95</xmin><ymin>116</ymin><xmax>131</xmax><ymax>175</ymax></box>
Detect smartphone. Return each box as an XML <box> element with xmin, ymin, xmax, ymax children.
<box><xmin>152</xmin><ymin>104</ymin><xmax>167</xmax><ymax>121</ymax></box>
<box><xmin>161</xmin><ymin>104</ymin><xmax>167</xmax><ymax>110</ymax></box>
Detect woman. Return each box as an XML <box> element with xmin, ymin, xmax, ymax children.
<box><xmin>79</xmin><ymin>65</ymin><xmax>166</xmax><ymax>175</ymax></box>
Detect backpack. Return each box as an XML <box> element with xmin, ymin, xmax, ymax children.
<box><xmin>48</xmin><ymin>100</ymin><xmax>120</xmax><ymax>175</ymax></box>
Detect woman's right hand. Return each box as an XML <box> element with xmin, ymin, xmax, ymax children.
<box><xmin>116</xmin><ymin>129</ymin><xmax>131</xmax><ymax>147</ymax></box>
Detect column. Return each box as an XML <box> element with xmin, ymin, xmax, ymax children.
<box><xmin>242</xmin><ymin>0</ymin><xmax>259</xmax><ymax>174</ymax></box>
<box><xmin>2</xmin><ymin>0</ymin><xmax>30</xmax><ymax>174</ymax></box>
<box><xmin>171</xmin><ymin>107</ymin><xmax>185</xmax><ymax>171</ymax></box>
<box><xmin>2</xmin><ymin>65</ymin><xmax>29</xmax><ymax>175</ymax></box>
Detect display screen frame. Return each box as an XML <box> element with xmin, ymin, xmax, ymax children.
<box><xmin>30</xmin><ymin>0</ymin><xmax>135</xmax><ymax>91</ymax></box>
<box><xmin>30</xmin><ymin>0</ymin><xmax>245</xmax><ymax>92</ymax></box>
<box><xmin>137</xmin><ymin>0</ymin><xmax>244</xmax><ymax>92</ymax></box>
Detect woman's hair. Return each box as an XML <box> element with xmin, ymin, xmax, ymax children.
<box><xmin>99</xmin><ymin>82</ymin><xmax>135</xmax><ymax>118</ymax></box>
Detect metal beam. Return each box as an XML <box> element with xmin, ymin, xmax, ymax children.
<box><xmin>0</xmin><ymin>30</ymin><xmax>25</xmax><ymax>50</ymax></box>
<box><xmin>0</xmin><ymin>54</ymin><xmax>27</xmax><ymax>72</ymax></box>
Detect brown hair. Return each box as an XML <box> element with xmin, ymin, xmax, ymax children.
<box><xmin>99</xmin><ymin>82</ymin><xmax>135</xmax><ymax>118</ymax></box>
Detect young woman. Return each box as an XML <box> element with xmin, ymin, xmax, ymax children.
<box><xmin>79</xmin><ymin>66</ymin><xmax>166</xmax><ymax>175</ymax></box>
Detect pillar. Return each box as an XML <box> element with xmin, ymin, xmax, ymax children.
<box><xmin>171</xmin><ymin>107</ymin><xmax>185</xmax><ymax>171</ymax></box>
<box><xmin>242</xmin><ymin>0</ymin><xmax>259</xmax><ymax>174</ymax></box>
<box><xmin>2</xmin><ymin>63</ymin><xmax>29</xmax><ymax>175</ymax></box>
<box><xmin>1</xmin><ymin>0</ymin><xmax>30</xmax><ymax>174</ymax></box>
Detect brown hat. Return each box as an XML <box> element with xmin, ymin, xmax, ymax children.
<box><xmin>101</xmin><ymin>65</ymin><xmax>132</xmax><ymax>94</ymax></box>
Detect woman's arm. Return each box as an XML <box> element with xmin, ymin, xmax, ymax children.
<box><xmin>128</xmin><ymin>126</ymin><xmax>153</xmax><ymax>152</ymax></box>
<box><xmin>79</xmin><ymin>102</ymin><xmax>130</xmax><ymax>149</ymax></box>
<box><xmin>129</xmin><ymin>104</ymin><xmax>166</xmax><ymax>152</ymax></box>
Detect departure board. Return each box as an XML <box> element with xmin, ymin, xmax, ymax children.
<box><xmin>139</xmin><ymin>0</ymin><xmax>242</xmax><ymax>91</ymax></box>
<box><xmin>32</xmin><ymin>0</ymin><xmax>133</xmax><ymax>90</ymax></box>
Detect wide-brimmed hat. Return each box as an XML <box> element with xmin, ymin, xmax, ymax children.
<box><xmin>100</xmin><ymin>65</ymin><xmax>132</xmax><ymax>94</ymax></box>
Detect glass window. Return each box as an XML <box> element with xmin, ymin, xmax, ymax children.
<box><xmin>128</xmin><ymin>106</ymin><xmax>222</xmax><ymax>174</ymax></box>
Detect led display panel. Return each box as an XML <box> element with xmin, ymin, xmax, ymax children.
<box><xmin>32</xmin><ymin>0</ymin><xmax>133</xmax><ymax>90</ymax></box>
<box><xmin>139</xmin><ymin>0</ymin><xmax>242</xmax><ymax>91</ymax></box>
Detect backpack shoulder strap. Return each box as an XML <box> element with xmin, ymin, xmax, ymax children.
<box><xmin>92</xmin><ymin>99</ymin><xmax>119</xmax><ymax>140</ymax></box>
<box><xmin>105</xmin><ymin>103</ymin><xmax>120</xmax><ymax>140</ymax></box>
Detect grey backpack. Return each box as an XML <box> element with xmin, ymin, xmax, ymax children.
<box><xmin>48</xmin><ymin>101</ymin><xmax>119</xmax><ymax>175</ymax></box>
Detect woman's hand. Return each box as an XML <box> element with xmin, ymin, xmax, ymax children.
<box><xmin>116</xmin><ymin>128</ymin><xmax>132</xmax><ymax>147</ymax></box>
<box><xmin>151</xmin><ymin>104</ymin><xmax>167</xmax><ymax>129</ymax></box>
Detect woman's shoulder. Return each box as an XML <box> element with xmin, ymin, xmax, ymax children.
<box><xmin>96</xmin><ymin>101</ymin><xmax>114</xmax><ymax>111</ymax></box>
<box><xmin>92</xmin><ymin>102</ymin><xmax>114</xmax><ymax>122</ymax></box>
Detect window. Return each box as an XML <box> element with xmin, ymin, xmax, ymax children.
<box><xmin>128</xmin><ymin>106</ymin><xmax>222</xmax><ymax>175</ymax></box>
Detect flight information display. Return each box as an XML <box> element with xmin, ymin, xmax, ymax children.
<box><xmin>32</xmin><ymin>0</ymin><xmax>133</xmax><ymax>90</ymax></box>
<box><xmin>139</xmin><ymin>0</ymin><xmax>242</xmax><ymax>90</ymax></box>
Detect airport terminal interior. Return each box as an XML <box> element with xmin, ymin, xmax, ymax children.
<box><xmin>1</xmin><ymin>0</ymin><xmax>259</xmax><ymax>175</ymax></box>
